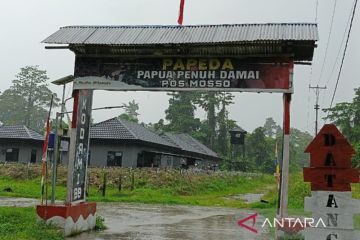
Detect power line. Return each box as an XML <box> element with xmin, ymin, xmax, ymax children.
<box><xmin>309</xmin><ymin>85</ymin><xmax>327</xmax><ymax>135</ymax></box>
<box><xmin>328</xmin><ymin>0</ymin><xmax>358</xmax><ymax>113</ymax></box>
<box><xmin>324</xmin><ymin>6</ymin><xmax>354</xmax><ymax>88</ymax></box>
<box><xmin>317</xmin><ymin>0</ymin><xmax>338</xmax><ymax>85</ymax></box>
<box><xmin>321</xmin><ymin>0</ymin><xmax>356</xmax><ymax>125</ymax></box>
<box><xmin>306</xmin><ymin>69</ymin><xmax>313</xmax><ymax>132</ymax></box>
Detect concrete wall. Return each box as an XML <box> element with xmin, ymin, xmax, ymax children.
<box><xmin>59</xmin><ymin>141</ymin><xmax>217</xmax><ymax>169</ymax></box>
<box><xmin>88</xmin><ymin>142</ymin><xmax>139</xmax><ymax>167</ymax></box>
<box><xmin>0</xmin><ymin>142</ymin><xmax>42</xmax><ymax>163</ymax></box>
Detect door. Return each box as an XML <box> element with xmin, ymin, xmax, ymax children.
<box><xmin>30</xmin><ymin>149</ymin><xmax>37</xmax><ymax>163</ymax></box>
<box><xmin>107</xmin><ymin>151</ymin><xmax>122</xmax><ymax>167</ymax></box>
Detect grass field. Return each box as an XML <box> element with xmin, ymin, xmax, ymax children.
<box><xmin>0</xmin><ymin>170</ymin><xmax>276</xmax><ymax>208</ymax></box>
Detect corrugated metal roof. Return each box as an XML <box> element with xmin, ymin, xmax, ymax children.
<box><xmin>0</xmin><ymin>125</ymin><xmax>43</xmax><ymax>141</ymax></box>
<box><xmin>43</xmin><ymin>23</ymin><xmax>318</xmax><ymax>45</ymax></box>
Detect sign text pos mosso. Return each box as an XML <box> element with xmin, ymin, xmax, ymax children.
<box><xmin>73</xmin><ymin>57</ymin><xmax>293</xmax><ymax>93</ymax></box>
<box><xmin>68</xmin><ymin>89</ymin><xmax>93</xmax><ymax>203</ymax></box>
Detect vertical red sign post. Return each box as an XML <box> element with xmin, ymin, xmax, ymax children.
<box><xmin>303</xmin><ymin>124</ymin><xmax>360</xmax><ymax>239</ymax></box>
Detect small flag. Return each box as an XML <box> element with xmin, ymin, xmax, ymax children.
<box><xmin>40</xmin><ymin>95</ymin><xmax>54</xmax><ymax>205</ymax></box>
<box><xmin>178</xmin><ymin>0</ymin><xmax>185</xmax><ymax>25</ymax></box>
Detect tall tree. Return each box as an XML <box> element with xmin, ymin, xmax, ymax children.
<box><xmin>216</xmin><ymin>93</ymin><xmax>234</xmax><ymax>156</ymax></box>
<box><xmin>0</xmin><ymin>66</ymin><xmax>59</xmax><ymax>132</ymax></box>
<box><xmin>246</xmin><ymin>127</ymin><xmax>273</xmax><ymax>173</ymax></box>
<box><xmin>324</xmin><ymin>87</ymin><xmax>360</xmax><ymax>167</ymax></box>
<box><xmin>289</xmin><ymin>128</ymin><xmax>313</xmax><ymax>171</ymax></box>
<box><xmin>118</xmin><ymin>100</ymin><xmax>140</xmax><ymax>123</ymax></box>
<box><xmin>263</xmin><ymin>117</ymin><xmax>278</xmax><ymax>138</ymax></box>
<box><xmin>195</xmin><ymin>92</ymin><xmax>222</xmax><ymax>148</ymax></box>
<box><xmin>165</xmin><ymin>92</ymin><xmax>200</xmax><ymax>133</ymax></box>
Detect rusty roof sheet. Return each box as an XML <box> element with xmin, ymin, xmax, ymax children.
<box><xmin>43</xmin><ymin>23</ymin><xmax>318</xmax><ymax>45</ymax></box>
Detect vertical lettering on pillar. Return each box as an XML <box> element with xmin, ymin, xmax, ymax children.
<box><xmin>71</xmin><ymin>89</ymin><xmax>93</xmax><ymax>202</ymax></box>
<box><xmin>325</xmin><ymin>153</ymin><xmax>336</xmax><ymax>166</ymax></box>
<box><xmin>326</xmin><ymin>213</ymin><xmax>338</xmax><ymax>227</ymax></box>
<box><xmin>326</xmin><ymin>195</ymin><xmax>338</xmax><ymax>208</ymax></box>
<box><xmin>324</xmin><ymin>133</ymin><xmax>336</xmax><ymax>146</ymax></box>
<box><xmin>326</xmin><ymin>234</ymin><xmax>338</xmax><ymax>240</ymax></box>
<box><xmin>325</xmin><ymin>174</ymin><xmax>336</xmax><ymax>187</ymax></box>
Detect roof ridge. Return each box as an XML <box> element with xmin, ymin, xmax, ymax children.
<box><xmin>92</xmin><ymin>117</ymin><xmax>118</xmax><ymax>127</ymax></box>
<box><xmin>23</xmin><ymin>125</ymin><xmax>33</xmax><ymax>139</ymax></box>
<box><xmin>60</xmin><ymin>23</ymin><xmax>318</xmax><ymax>29</ymax></box>
<box><xmin>116</xmin><ymin>118</ymin><xmax>138</xmax><ymax>139</ymax></box>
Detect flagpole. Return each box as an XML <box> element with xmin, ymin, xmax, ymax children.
<box><xmin>178</xmin><ymin>0</ymin><xmax>185</xmax><ymax>25</ymax></box>
<box><xmin>40</xmin><ymin>95</ymin><xmax>54</xmax><ymax>205</ymax></box>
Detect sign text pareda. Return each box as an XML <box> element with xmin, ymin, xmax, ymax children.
<box><xmin>73</xmin><ymin>57</ymin><xmax>293</xmax><ymax>92</ymax></box>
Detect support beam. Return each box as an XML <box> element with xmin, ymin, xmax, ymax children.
<box><xmin>279</xmin><ymin>93</ymin><xmax>291</xmax><ymax>217</ymax></box>
<box><xmin>66</xmin><ymin>90</ymin><xmax>79</xmax><ymax>203</ymax></box>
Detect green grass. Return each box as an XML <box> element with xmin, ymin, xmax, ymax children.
<box><xmin>0</xmin><ymin>207</ymin><xmax>62</xmax><ymax>240</ymax></box>
<box><xmin>0</xmin><ymin>174</ymin><xmax>276</xmax><ymax>208</ymax></box>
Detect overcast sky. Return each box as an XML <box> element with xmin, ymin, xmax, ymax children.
<box><xmin>0</xmin><ymin>0</ymin><xmax>359</xmax><ymax>134</ymax></box>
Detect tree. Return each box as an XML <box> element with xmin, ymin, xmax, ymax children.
<box><xmin>164</xmin><ymin>92</ymin><xmax>200</xmax><ymax>133</ymax></box>
<box><xmin>118</xmin><ymin>100</ymin><xmax>140</xmax><ymax>123</ymax></box>
<box><xmin>263</xmin><ymin>117</ymin><xmax>278</xmax><ymax>138</ymax></box>
<box><xmin>195</xmin><ymin>92</ymin><xmax>221</xmax><ymax>148</ymax></box>
<box><xmin>324</xmin><ymin>87</ymin><xmax>360</xmax><ymax>167</ymax></box>
<box><xmin>246</xmin><ymin>127</ymin><xmax>273</xmax><ymax>173</ymax></box>
<box><xmin>0</xmin><ymin>66</ymin><xmax>59</xmax><ymax>132</ymax></box>
<box><xmin>289</xmin><ymin>128</ymin><xmax>313</xmax><ymax>171</ymax></box>
<box><xmin>216</xmin><ymin>93</ymin><xmax>234</xmax><ymax>156</ymax></box>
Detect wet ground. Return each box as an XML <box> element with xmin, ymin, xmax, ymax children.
<box><xmin>0</xmin><ymin>197</ymin><xmax>271</xmax><ymax>240</ymax></box>
<box><xmin>73</xmin><ymin>203</ymin><xmax>270</xmax><ymax>240</ymax></box>
<box><xmin>0</xmin><ymin>197</ymin><xmax>40</xmax><ymax>207</ymax></box>
<box><xmin>224</xmin><ymin>193</ymin><xmax>265</xmax><ymax>203</ymax></box>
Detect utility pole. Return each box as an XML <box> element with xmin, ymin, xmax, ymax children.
<box><xmin>309</xmin><ymin>85</ymin><xmax>327</xmax><ymax>135</ymax></box>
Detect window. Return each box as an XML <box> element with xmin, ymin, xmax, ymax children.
<box><xmin>30</xmin><ymin>149</ymin><xmax>37</xmax><ymax>163</ymax></box>
<box><xmin>88</xmin><ymin>150</ymin><xmax>91</xmax><ymax>166</ymax></box>
<box><xmin>107</xmin><ymin>151</ymin><xmax>122</xmax><ymax>167</ymax></box>
<box><xmin>6</xmin><ymin>148</ymin><xmax>19</xmax><ymax>162</ymax></box>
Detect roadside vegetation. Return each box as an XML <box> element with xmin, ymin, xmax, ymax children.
<box><xmin>2</xmin><ymin>163</ymin><xmax>360</xmax><ymax>209</ymax></box>
<box><xmin>0</xmin><ymin>164</ymin><xmax>275</xmax><ymax>208</ymax></box>
<box><xmin>0</xmin><ymin>207</ymin><xmax>62</xmax><ymax>240</ymax></box>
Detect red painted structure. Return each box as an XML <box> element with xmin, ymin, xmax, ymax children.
<box><xmin>36</xmin><ymin>202</ymin><xmax>96</xmax><ymax>222</ymax></box>
<box><xmin>303</xmin><ymin>124</ymin><xmax>358</xmax><ymax>191</ymax></box>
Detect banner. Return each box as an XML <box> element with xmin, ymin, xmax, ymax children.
<box><xmin>74</xmin><ymin>57</ymin><xmax>293</xmax><ymax>93</ymax></box>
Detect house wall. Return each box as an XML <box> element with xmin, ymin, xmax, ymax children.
<box><xmin>89</xmin><ymin>142</ymin><xmax>139</xmax><ymax>167</ymax></box>
<box><xmin>0</xmin><ymin>142</ymin><xmax>42</xmax><ymax>163</ymax></box>
<box><xmin>88</xmin><ymin>143</ymin><xmax>181</xmax><ymax>168</ymax></box>
<box><xmin>59</xmin><ymin>141</ymin><xmax>216</xmax><ymax>168</ymax></box>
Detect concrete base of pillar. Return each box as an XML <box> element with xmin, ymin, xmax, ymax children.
<box><xmin>36</xmin><ymin>202</ymin><xmax>96</xmax><ymax>236</ymax></box>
